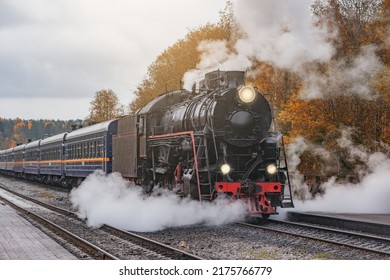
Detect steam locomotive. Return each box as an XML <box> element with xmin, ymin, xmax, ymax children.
<box><xmin>0</xmin><ymin>70</ymin><xmax>294</xmax><ymax>219</ymax></box>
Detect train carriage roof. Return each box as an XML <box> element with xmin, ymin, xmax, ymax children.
<box><xmin>40</xmin><ymin>132</ymin><xmax>67</xmax><ymax>146</ymax></box>
<box><xmin>25</xmin><ymin>139</ymin><xmax>41</xmax><ymax>150</ymax></box>
<box><xmin>13</xmin><ymin>144</ymin><xmax>26</xmax><ymax>152</ymax></box>
<box><xmin>0</xmin><ymin>141</ymin><xmax>39</xmax><ymax>154</ymax></box>
<box><xmin>4</xmin><ymin>147</ymin><xmax>14</xmax><ymax>154</ymax></box>
<box><xmin>65</xmin><ymin>119</ymin><xmax>117</xmax><ymax>141</ymax></box>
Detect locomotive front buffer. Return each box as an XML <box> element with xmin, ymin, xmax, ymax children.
<box><xmin>215</xmin><ymin>181</ymin><xmax>283</xmax><ymax>218</ymax></box>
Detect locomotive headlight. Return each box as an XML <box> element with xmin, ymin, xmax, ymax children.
<box><xmin>221</xmin><ymin>163</ymin><xmax>231</xmax><ymax>175</ymax></box>
<box><xmin>238</xmin><ymin>86</ymin><xmax>256</xmax><ymax>103</ymax></box>
<box><xmin>266</xmin><ymin>164</ymin><xmax>277</xmax><ymax>175</ymax></box>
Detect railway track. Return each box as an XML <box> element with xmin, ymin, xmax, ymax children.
<box><xmin>0</xmin><ymin>191</ymin><xmax>118</xmax><ymax>260</ymax></box>
<box><xmin>2</xmin><ymin>177</ymin><xmax>388</xmax><ymax>260</ymax></box>
<box><xmin>238</xmin><ymin>219</ymin><xmax>390</xmax><ymax>257</ymax></box>
<box><xmin>0</xmin><ymin>182</ymin><xmax>202</xmax><ymax>260</ymax></box>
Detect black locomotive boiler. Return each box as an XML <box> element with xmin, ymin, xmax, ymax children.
<box><xmin>0</xmin><ymin>70</ymin><xmax>294</xmax><ymax>219</ymax></box>
<box><xmin>113</xmin><ymin>70</ymin><xmax>294</xmax><ymax>218</ymax></box>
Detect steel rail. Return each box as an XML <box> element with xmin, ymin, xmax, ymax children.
<box><xmin>0</xmin><ymin>183</ymin><xmax>76</xmax><ymax>217</ymax></box>
<box><xmin>237</xmin><ymin>221</ymin><xmax>390</xmax><ymax>257</ymax></box>
<box><xmin>271</xmin><ymin>219</ymin><xmax>390</xmax><ymax>243</ymax></box>
<box><xmin>102</xmin><ymin>224</ymin><xmax>204</xmax><ymax>260</ymax></box>
<box><xmin>0</xmin><ymin>182</ymin><xmax>203</xmax><ymax>260</ymax></box>
<box><xmin>0</xmin><ymin>194</ymin><xmax>119</xmax><ymax>260</ymax></box>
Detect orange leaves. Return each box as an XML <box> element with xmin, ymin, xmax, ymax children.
<box><xmin>129</xmin><ymin>2</ymin><xmax>238</xmax><ymax>113</ymax></box>
<box><xmin>13</xmin><ymin>119</ymin><xmax>25</xmax><ymax>130</ymax></box>
<box><xmin>278</xmin><ymin>93</ymin><xmax>336</xmax><ymax>144</ymax></box>
<box><xmin>87</xmin><ymin>89</ymin><xmax>124</xmax><ymax>124</ymax></box>
<box><xmin>10</xmin><ymin>119</ymin><xmax>27</xmax><ymax>145</ymax></box>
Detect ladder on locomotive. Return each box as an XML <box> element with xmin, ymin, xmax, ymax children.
<box><xmin>277</xmin><ymin>136</ymin><xmax>294</xmax><ymax>208</ymax></box>
<box><xmin>263</xmin><ymin>91</ymin><xmax>294</xmax><ymax>208</ymax></box>
<box><xmin>194</xmin><ymin>134</ymin><xmax>213</xmax><ymax>201</ymax></box>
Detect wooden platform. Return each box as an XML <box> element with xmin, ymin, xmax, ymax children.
<box><xmin>0</xmin><ymin>202</ymin><xmax>77</xmax><ymax>259</ymax></box>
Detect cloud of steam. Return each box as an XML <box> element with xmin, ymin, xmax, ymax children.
<box><xmin>302</xmin><ymin>45</ymin><xmax>383</xmax><ymax>99</ymax></box>
<box><xmin>183</xmin><ymin>1</ymin><xmax>383</xmax><ymax>100</ymax></box>
<box><xmin>285</xmin><ymin>136</ymin><xmax>312</xmax><ymax>201</ymax></box>
<box><xmin>235</xmin><ymin>0</ymin><xmax>334</xmax><ymax>69</ymax></box>
<box><xmin>183</xmin><ymin>40</ymin><xmax>252</xmax><ymax>89</ymax></box>
<box><xmin>183</xmin><ymin>0</ymin><xmax>335</xmax><ymax>89</ymax></box>
<box><xmin>294</xmin><ymin>151</ymin><xmax>390</xmax><ymax>213</ymax></box>
<box><xmin>70</xmin><ymin>171</ymin><xmax>247</xmax><ymax>232</ymax></box>
<box><xmin>285</xmin><ymin>129</ymin><xmax>390</xmax><ymax>214</ymax></box>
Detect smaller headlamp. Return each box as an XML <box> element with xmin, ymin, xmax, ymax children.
<box><xmin>220</xmin><ymin>164</ymin><xmax>231</xmax><ymax>175</ymax></box>
<box><xmin>266</xmin><ymin>164</ymin><xmax>277</xmax><ymax>175</ymax></box>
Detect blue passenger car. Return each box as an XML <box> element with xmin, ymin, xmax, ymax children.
<box><xmin>39</xmin><ymin>133</ymin><xmax>66</xmax><ymax>176</ymax></box>
<box><xmin>13</xmin><ymin>144</ymin><xmax>25</xmax><ymax>174</ymax></box>
<box><xmin>64</xmin><ymin>120</ymin><xmax>118</xmax><ymax>178</ymax></box>
<box><xmin>5</xmin><ymin>147</ymin><xmax>14</xmax><ymax>172</ymax></box>
<box><xmin>24</xmin><ymin>140</ymin><xmax>41</xmax><ymax>175</ymax></box>
<box><xmin>0</xmin><ymin>150</ymin><xmax>6</xmax><ymax>171</ymax></box>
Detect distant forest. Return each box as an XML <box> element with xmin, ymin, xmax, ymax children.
<box><xmin>0</xmin><ymin>118</ymin><xmax>82</xmax><ymax>149</ymax></box>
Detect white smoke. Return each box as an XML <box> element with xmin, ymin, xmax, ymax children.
<box><xmin>183</xmin><ymin>0</ymin><xmax>335</xmax><ymax>90</ymax></box>
<box><xmin>284</xmin><ymin>129</ymin><xmax>390</xmax><ymax>215</ymax></box>
<box><xmin>183</xmin><ymin>40</ymin><xmax>252</xmax><ymax>89</ymax></box>
<box><xmin>70</xmin><ymin>171</ymin><xmax>247</xmax><ymax>232</ymax></box>
<box><xmin>234</xmin><ymin>0</ymin><xmax>334</xmax><ymax>69</ymax></box>
<box><xmin>284</xmin><ymin>136</ymin><xmax>312</xmax><ymax>200</ymax></box>
<box><xmin>183</xmin><ymin>1</ymin><xmax>383</xmax><ymax>100</ymax></box>
<box><xmin>302</xmin><ymin>45</ymin><xmax>383</xmax><ymax>99</ymax></box>
<box><xmin>294</xmin><ymin>151</ymin><xmax>390</xmax><ymax>213</ymax></box>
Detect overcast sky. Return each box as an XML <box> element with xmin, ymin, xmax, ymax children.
<box><xmin>0</xmin><ymin>0</ymin><xmax>229</xmax><ymax>120</ymax></box>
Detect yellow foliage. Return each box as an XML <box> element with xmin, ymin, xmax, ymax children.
<box><xmin>278</xmin><ymin>93</ymin><xmax>337</xmax><ymax>144</ymax></box>
<box><xmin>129</xmin><ymin>2</ymin><xmax>238</xmax><ymax>113</ymax></box>
<box><xmin>87</xmin><ymin>89</ymin><xmax>124</xmax><ymax>124</ymax></box>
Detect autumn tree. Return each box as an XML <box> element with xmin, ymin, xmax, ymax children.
<box><xmin>0</xmin><ymin>118</ymin><xmax>78</xmax><ymax>149</ymax></box>
<box><xmin>246</xmin><ymin>1</ymin><xmax>389</xmax><ymax>186</ymax></box>
<box><xmin>13</xmin><ymin>118</ymin><xmax>28</xmax><ymax>144</ymax></box>
<box><xmin>129</xmin><ymin>2</ymin><xmax>239</xmax><ymax>112</ymax></box>
<box><xmin>372</xmin><ymin>0</ymin><xmax>390</xmax><ymax>144</ymax></box>
<box><xmin>0</xmin><ymin>118</ymin><xmax>4</xmax><ymax>138</ymax></box>
<box><xmin>86</xmin><ymin>89</ymin><xmax>124</xmax><ymax>124</ymax></box>
<box><xmin>0</xmin><ymin>118</ymin><xmax>15</xmax><ymax>149</ymax></box>
<box><xmin>278</xmin><ymin>0</ymin><xmax>388</xmax><ymax>145</ymax></box>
